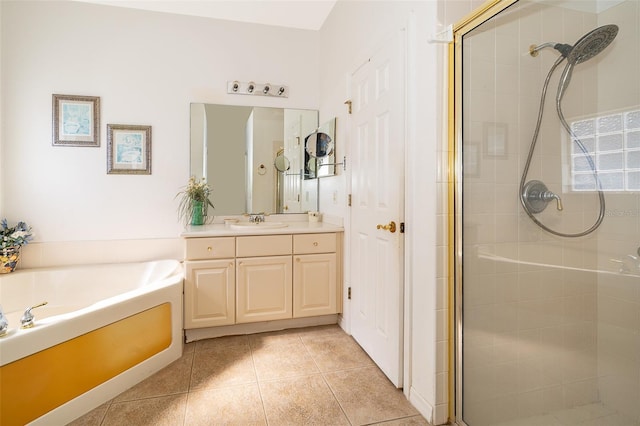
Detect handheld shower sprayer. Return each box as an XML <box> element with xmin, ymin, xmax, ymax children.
<box><xmin>520</xmin><ymin>24</ymin><xmax>618</xmax><ymax>238</ymax></box>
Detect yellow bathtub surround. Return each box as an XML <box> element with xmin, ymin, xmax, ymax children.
<box><xmin>0</xmin><ymin>304</ymin><xmax>172</xmax><ymax>425</ymax></box>
<box><xmin>0</xmin><ymin>260</ymin><xmax>184</xmax><ymax>424</ymax></box>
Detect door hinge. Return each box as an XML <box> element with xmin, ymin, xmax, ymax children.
<box><xmin>348</xmin><ymin>194</ymin><xmax>352</xmax><ymax>206</ymax></box>
<box><xmin>348</xmin><ymin>287</ymin><xmax>352</xmax><ymax>299</ymax></box>
<box><xmin>344</xmin><ymin>99</ymin><xmax>352</xmax><ymax>114</ymax></box>
<box><xmin>400</xmin><ymin>222</ymin><xmax>405</xmax><ymax>233</ymax></box>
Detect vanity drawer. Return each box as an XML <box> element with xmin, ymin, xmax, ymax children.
<box><xmin>293</xmin><ymin>233</ymin><xmax>337</xmax><ymax>254</ymax></box>
<box><xmin>185</xmin><ymin>237</ymin><xmax>235</xmax><ymax>260</ymax></box>
<box><xmin>236</xmin><ymin>235</ymin><xmax>292</xmax><ymax>257</ymax></box>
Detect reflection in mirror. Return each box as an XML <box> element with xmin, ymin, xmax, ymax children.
<box><xmin>274</xmin><ymin>151</ymin><xmax>290</xmax><ymax>172</ymax></box>
<box><xmin>190</xmin><ymin>104</ymin><xmax>318</xmax><ymax>215</ymax></box>
<box><xmin>304</xmin><ymin>118</ymin><xmax>337</xmax><ymax>180</ymax></box>
<box><xmin>305</xmin><ymin>132</ymin><xmax>333</xmax><ymax>158</ymax></box>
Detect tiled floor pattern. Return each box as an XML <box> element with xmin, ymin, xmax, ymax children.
<box><xmin>493</xmin><ymin>402</ymin><xmax>640</xmax><ymax>426</ymax></box>
<box><xmin>69</xmin><ymin>325</ymin><xmax>429</xmax><ymax>426</ymax></box>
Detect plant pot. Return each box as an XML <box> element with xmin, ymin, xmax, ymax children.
<box><xmin>1</xmin><ymin>246</ymin><xmax>20</xmax><ymax>273</ymax></box>
<box><xmin>191</xmin><ymin>200</ymin><xmax>205</xmax><ymax>226</ymax></box>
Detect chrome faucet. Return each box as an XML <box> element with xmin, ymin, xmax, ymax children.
<box><xmin>249</xmin><ymin>213</ymin><xmax>265</xmax><ymax>223</ymax></box>
<box><xmin>20</xmin><ymin>302</ymin><xmax>48</xmax><ymax>328</ymax></box>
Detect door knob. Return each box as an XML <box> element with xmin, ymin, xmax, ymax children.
<box><xmin>376</xmin><ymin>221</ymin><xmax>396</xmax><ymax>233</ymax></box>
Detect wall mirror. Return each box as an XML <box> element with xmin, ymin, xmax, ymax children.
<box><xmin>190</xmin><ymin>104</ymin><xmax>318</xmax><ymax>216</ymax></box>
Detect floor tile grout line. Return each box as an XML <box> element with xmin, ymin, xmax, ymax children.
<box><xmin>297</xmin><ymin>330</ymin><xmax>353</xmax><ymax>421</ymax></box>
<box><xmin>319</xmin><ymin>369</ymin><xmax>354</xmax><ymax>426</ymax></box>
<box><xmin>249</xmin><ymin>335</ymin><xmax>271</xmax><ymax>425</ymax></box>
<box><xmin>185</xmin><ymin>343</ymin><xmax>198</xmax><ymax>393</ymax></box>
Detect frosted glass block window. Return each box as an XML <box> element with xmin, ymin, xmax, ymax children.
<box><xmin>627</xmin><ymin>171</ymin><xmax>640</xmax><ymax>190</ymax></box>
<box><xmin>573</xmin><ymin>119</ymin><xmax>596</xmax><ymax>137</ymax></box>
<box><xmin>598</xmin><ymin>114</ymin><xmax>623</xmax><ymax>133</ymax></box>
<box><xmin>625</xmin><ymin>111</ymin><xmax>640</xmax><ymax>130</ymax></box>
<box><xmin>627</xmin><ymin>150</ymin><xmax>640</xmax><ymax>169</ymax></box>
<box><xmin>627</xmin><ymin>131</ymin><xmax>640</xmax><ymax>149</ymax></box>
<box><xmin>570</xmin><ymin>109</ymin><xmax>640</xmax><ymax>192</ymax></box>
<box><xmin>598</xmin><ymin>134</ymin><xmax>623</xmax><ymax>151</ymax></box>
<box><xmin>573</xmin><ymin>173</ymin><xmax>596</xmax><ymax>190</ymax></box>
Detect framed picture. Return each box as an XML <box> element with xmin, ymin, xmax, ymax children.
<box><xmin>52</xmin><ymin>94</ymin><xmax>100</xmax><ymax>147</ymax></box>
<box><xmin>107</xmin><ymin>124</ymin><xmax>152</xmax><ymax>175</ymax></box>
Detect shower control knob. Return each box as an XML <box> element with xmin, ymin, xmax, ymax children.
<box><xmin>540</xmin><ymin>190</ymin><xmax>564</xmax><ymax>211</ymax></box>
<box><xmin>521</xmin><ymin>180</ymin><xmax>563</xmax><ymax>214</ymax></box>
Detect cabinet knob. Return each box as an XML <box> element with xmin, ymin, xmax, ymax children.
<box><xmin>313</xmin><ymin>242</ymin><xmax>318</xmax><ymax>246</ymax></box>
<box><xmin>207</xmin><ymin>246</ymin><xmax>212</xmax><ymax>252</ymax></box>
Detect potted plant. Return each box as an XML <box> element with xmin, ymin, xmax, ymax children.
<box><xmin>1</xmin><ymin>219</ymin><xmax>33</xmax><ymax>273</ymax></box>
<box><xmin>177</xmin><ymin>176</ymin><xmax>214</xmax><ymax>226</ymax></box>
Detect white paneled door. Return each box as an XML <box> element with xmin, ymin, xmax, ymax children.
<box><xmin>349</xmin><ymin>30</ymin><xmax>405</xmax><ymax>387</ymax></box>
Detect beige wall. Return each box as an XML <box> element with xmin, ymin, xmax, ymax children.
<box><xmin>0</xmin><ymin>0</ymin><xmax>319</xmax><ymax>242</ymax></box>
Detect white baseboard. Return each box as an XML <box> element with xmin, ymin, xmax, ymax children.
<box><xmin>409</xmin><ymin>386</ymin><xmax>435</xmax><ymax>424</ymax></box>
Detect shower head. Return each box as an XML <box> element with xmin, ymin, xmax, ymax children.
<box><xmin>555</xmin><ymin>25</ymin><xmax>619</xmax><ymax>102</ymax></box>
<box><xmin>567</xmin><ymin>24</ymin><xmax>618</xmax><ymax>64</ymax></box>
<box><xmin>529</xmin><ymin>24</ymin><xmax>618</xmax><ymax>63</ymax></box>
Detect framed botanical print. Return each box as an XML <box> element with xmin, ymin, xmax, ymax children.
<box><xmin>52</xmin><ymin>94</ymin><xmax>100</xmax><ymax>147</ymax></box>
<box><xmin>106</xmin><ymin>124</ymin><xmax>152</xmax><ymax>175</ymax></box>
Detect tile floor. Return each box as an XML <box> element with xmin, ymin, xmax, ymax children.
<box><xmin>69</xmin><ymin>325</ymin><xmax>429</xmax><ymax>426</ymax></box>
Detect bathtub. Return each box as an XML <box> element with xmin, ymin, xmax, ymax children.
<box><xmin>0</xmin><ymin>260</ymin><xmax>184</xmax><ymax>425</ymax></box>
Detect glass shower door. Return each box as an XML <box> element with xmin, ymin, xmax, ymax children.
<box><xmin>457</xmin><ymin>1</ymin><xmax>640</xmax><ymax>425</ymax></box>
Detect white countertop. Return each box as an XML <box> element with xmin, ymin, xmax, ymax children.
<box><xmin>181</xmin><ymin>217</ymin><xmax>344</xmax><ymax>238</ymax></box>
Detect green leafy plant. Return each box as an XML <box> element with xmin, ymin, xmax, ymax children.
<box><xmin>1</xmin><ymin>219</ymin><xmax>33</xmax><ymax>249</ymax></box>
<box><xmin>176</xmin><ymin>177</ymin><xmax>214</xmax><ymax>225</ymax></box>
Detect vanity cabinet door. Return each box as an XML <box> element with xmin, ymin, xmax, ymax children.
<box><xmin>236</xmin><ymin>255</ymin><xmax>292</xmax><ymax>323</ymax></box>
<box><xmin>184</xmin><ymin>260</ymin><xmax>235</xmax><ymax>328</ymax></box>
<box><xmin>293</xmin><ymin>253</ymin><xmax>337</xmax><ymax>317</ymax></box>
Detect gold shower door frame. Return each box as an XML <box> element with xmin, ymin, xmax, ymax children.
<box><xmin>448</xmin><ymin>1</ymin><xmax>519</xmax><ymax>424</ymax></box>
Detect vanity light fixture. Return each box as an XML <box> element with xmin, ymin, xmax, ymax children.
<box><xmin>226</xmin><ymin>81</ymin><xmax>288</xmax><ymax>98</ymax></box>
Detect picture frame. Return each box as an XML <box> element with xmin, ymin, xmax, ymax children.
<box><xmin>483</xmin><ymin>122</ymin><xmax>508</xmax><ymax>158</ymax></box>
<box><xmin>106</xmin><ymin>124</ymin><xmax>152</xmax><ymax>175</ymax></box>
<box><xmin>52</xmin><ymin>94</ymin><xmax>100</xmax><ymax>147</ymax></box>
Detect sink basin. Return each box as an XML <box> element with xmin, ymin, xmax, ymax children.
<box><xmin>229</xmin><ymin>222</ymin><xmax>289</xmax><ymax>230</ymax></box>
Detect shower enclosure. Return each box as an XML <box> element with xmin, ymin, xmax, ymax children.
<box><xmin>454</xmin><ymin>0</ymin><xmax>640</xmax><ymax>425</ymax></box>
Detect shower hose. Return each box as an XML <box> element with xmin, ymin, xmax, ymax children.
<box><xmin>518</xmin><ymin>56</ymin><xmax>606</xmax><ymax>237</ymax></box>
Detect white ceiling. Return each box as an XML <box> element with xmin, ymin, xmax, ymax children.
<box><xmin>73</xmin><ymin>0</ymin><xmax>337</xmax><ymax>30</ymax></box>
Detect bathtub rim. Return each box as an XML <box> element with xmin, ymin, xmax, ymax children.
<box><xmin>0</xmin><ymin>259</ymin><xmax>183</xmax><ymax>366</ymax></box>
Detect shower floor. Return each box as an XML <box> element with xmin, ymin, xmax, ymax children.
<box><xmin>493</xmin><ymin>402</ymin><xmax>640</xmax><ymax>426</ymax></box>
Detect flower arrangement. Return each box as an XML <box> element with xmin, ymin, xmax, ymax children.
<box><xmin>1</xmin><ymin>219</ymin><xmax>33</xmax><ymax>249</ymax></box>
<box><xmin>176</xmin><ymin>177</ymin><xmax>214</xmax><ymax>225</ymax></box>
<box><xmin>1</xmin><ymin>219</ymin><xmax>33</xmax><ymax>273</ymax></box>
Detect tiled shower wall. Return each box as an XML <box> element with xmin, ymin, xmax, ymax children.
<box><xmin>595</xmin><ymin>0</ymin><xmax>640</xmax><ymax>422</ymax></box>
